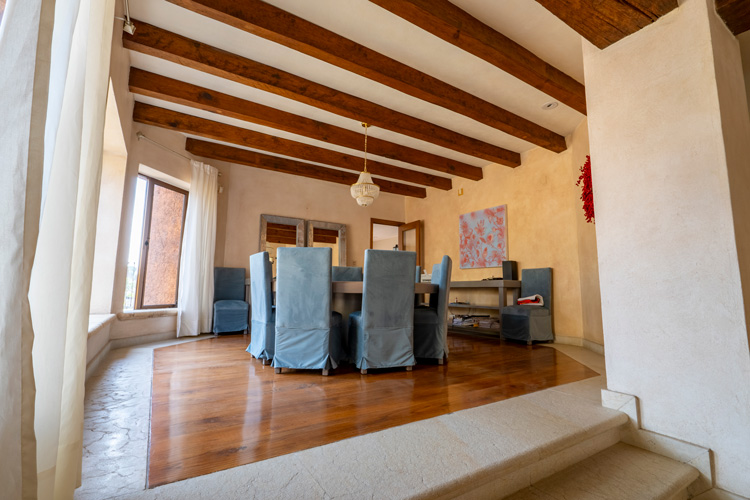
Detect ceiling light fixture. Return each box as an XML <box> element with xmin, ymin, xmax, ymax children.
<box><xmin>350</xmin><ymin>123</ymin><xmax>380</xmax><ymax>207</ymax></box>
<box><xmin>542</xmin><ymin>101</ymin><xmax>558</xmax><ymax>110</ymax></box>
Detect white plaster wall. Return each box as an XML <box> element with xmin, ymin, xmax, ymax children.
<box><xmin>584</xmin><ymin>0</ymin><xmax>750</xmax><ymax>493</ymax></box>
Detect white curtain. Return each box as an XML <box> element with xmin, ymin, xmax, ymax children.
<box><xmin>0</xmin><ymin>0</ymin><xmax>115</xmax><ymax>498</ymax></box>
<box><xmin>0</xmin><ymin>0</ymin><xmax>55</xmax><ymax>498</ymax></box>
<box><xmin>177</xmin><ymin>160</ymin><xmax>219</xmax><ymax>337</ymax></box>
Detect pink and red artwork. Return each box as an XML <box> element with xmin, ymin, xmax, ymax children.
<box><xmin>459</xmin><ymin>205</ymin><xmax>507</xmax><ymax>269</ymax></box>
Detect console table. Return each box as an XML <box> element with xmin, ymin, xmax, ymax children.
<box><xmin>448</xmin><ymin>279</ymin><xmax>521</xmax><ymax>335</ymax></box>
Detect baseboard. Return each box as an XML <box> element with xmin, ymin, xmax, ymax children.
<box><xmin>601</xmin><ymin>389</ymin><xmax>713</xmax><ymax>496</ymax></box>
<box><xmin>694</xmin><ymin>488</ymin><xmax>750</xmax><ymax>500</ymax></box>
<box><xmin>110</xmin><ymin>330</ymin><xmax>177</xmax><ymax>350</ymax></box>
<box><xmin>582</xmin><ymin>339</ymin><xmax>604</xmax><ymax>355</ymax></box>
<box><xmin>85</xmin><ymin>341</ymin><xmax>111</xmax><ymax>381</ymax></box>
<box><xmin>553</xmin><ymin>335</ymin><xmax>583</xmax><ymax>346</ymax></box>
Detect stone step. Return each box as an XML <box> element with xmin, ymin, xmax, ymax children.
<box><xmin>504</xmin><ymin>442</ymin><xmax>700</xmax><ymax>500</ymax></box>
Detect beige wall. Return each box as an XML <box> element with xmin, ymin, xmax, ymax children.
<box><xmin>584</xmin><ymin>0</ymin><xmax>750</xmax><ymax>494</ymax></box>
<box><xmin>404</xmin><ymin>120</ymin><xmax>598</xmax><ymax>340</ymax></box>
<box><xmin>220</xmin><ymin>164</ymin><xmax>405</xmax><ymax>272</ymax></box>
<box><xmin>373</xmin><ymin>235</ymin><xmax>398</xmax><ymax>251</ymax></box>
<box><xmin>571</xmin><ymin>120</ymin><xmax>604</xmax><ymax>347</ymax></box>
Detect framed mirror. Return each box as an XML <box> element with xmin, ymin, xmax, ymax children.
<box><xmin>306</xmin><ymin>220</ymin><xmax>346</xmax><ymax>266</ymax></box>
<box><xmin>259</xmin><ymin>214</ymin><xmax>306</xmax><ymax>275</ymax></box>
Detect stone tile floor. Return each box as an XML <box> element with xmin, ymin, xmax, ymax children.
<box><xmin>74</xmin><ymin>338</ymin><xmax>607</xmax><ymax>500</ymax></box>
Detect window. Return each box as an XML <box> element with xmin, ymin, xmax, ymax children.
<box><xmin>124</xmin><ymin>175</ymin><xmax>188</xmax><ymax>310</ymax></box>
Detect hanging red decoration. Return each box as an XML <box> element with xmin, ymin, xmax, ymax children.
<box><xmin>576</xmin><ymin>155</ymin><xmax>595</xmax><ymax>223</ymax></box>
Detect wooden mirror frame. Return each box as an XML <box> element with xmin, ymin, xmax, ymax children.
<box><xmin>306</xmin><ymin>220</ymin><xmax>347</xmax><ymax>266</ymax></box>
<box><xmin>259</xmin><ymin>214</ymin><xmax>306</xmax><ymax>252</ymax></box>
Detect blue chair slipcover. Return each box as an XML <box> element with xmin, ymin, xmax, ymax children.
<box><xmin>349</xmin><ymin>249</ymin><xmax>416</xmax><ymax>373</ymax></box>
<box><xmin>501</xmin><ymin>267</ymin><xmax>553</xmax><ymax>344</ymax></box>
<box><xmin>213</xmin><ymin>267</ymin><xmax>249</xmax><ymax>334</ymax></box>
<box><xmin>413</xmin><ymin>256</ymin><xmax>452</xmax><ymax>362</ymax></box>
<box><xmin>332</xmin><ymin>266</ymin><xmax>363</xmax><ymax>281</ymax></box>
<box><xmin>273</xmin><ymin>247</ymin><xmax>344</xmax><ymax>375</ymax></box>
<box><xmin>246</xmin><ymin>252</ymin><xmax>275</xmax><ymax>363</ymax></box>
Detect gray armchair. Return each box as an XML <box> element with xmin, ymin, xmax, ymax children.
<box><xmin>273</xmin><ymin>247</ymin><xmax>344</xmax><ymax>375</ymax></box>
<box><xmin>246</xmin><ymin>252</ymin><xmax>275</xmax><ymax>364</ymax></box>
<box><xmin>501</xmin><ymin>267</ymin><xmax>553</xmax><ymax>344</ymax></box>
<box><xmin>349</xmin><ymin>249</ymin><xmax>417</xmax><ymax>374</ymax></box>
<box><xmin>413</xmin><ymin>256</ymin><xmax>452</xmax><ymax>363</ymax></box>
<box><xmin>213</xmin><ymin>267</ymin><xmax>249</xmax><ymax>334</ymax></box>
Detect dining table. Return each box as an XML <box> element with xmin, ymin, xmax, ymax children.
<box><xmin>244</xmin><ymin>279</ymin><xmax>439</xmax><ymax>336</ymax></box>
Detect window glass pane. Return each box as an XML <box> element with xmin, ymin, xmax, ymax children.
<box><xmin>142</xmin><ymin>184</ymin><xmax>186</xmax><ymax>307</ymax></box>
<box><xmin>123</xmin><ymin>177</ymin><xmax>148</xmax><ymax>310</ymax></box>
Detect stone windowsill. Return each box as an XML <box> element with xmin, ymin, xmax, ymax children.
<box><xmin>116</xmin><ymin>308</ymin><xmax>178</xmax><ymax>321</ymax></box>
<box><xmin>88</xmin><ymin>314</ymin><xmax>116</xmax><ymax>338</ymax></box>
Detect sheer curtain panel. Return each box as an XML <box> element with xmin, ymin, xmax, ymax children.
<box><xmin>177</xmin><ymin>160</ymin><xmax>219</xmax><ymax>337</ymax></box>
<box><xmin>0</xmin><ymin>1</ymin><xmax>55</xmax><ymax>498</ymax></box>
<box><xmin>0</xmin><ymin>0</ymin><xmax>116</xmax><ymax>498</ymax></box>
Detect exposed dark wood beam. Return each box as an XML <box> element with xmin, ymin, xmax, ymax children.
<box><xmin>164</xmin><ymin>0</ymin><xmax>570</xmax><ymax>151</ymax></box>
<box><xmin>716</xmin><ymin>0</ymin><xmax>750</xmax><ymax>35</ymax></box>
<box><xmin>365</xmin><ymin>0</ymin><xmax>586</xmax><ymax>115</ymax></box>
<box><xmin>123</xmin><ymin>21</ymin><xmax>521</xmax><ymax>166</ymax></box>
<box><xmin>532</xmin><ymin>0</ymin><xmax>678</xmax><ymax>49</ymax></box>
<box><xmin>185</xmin><ymin>138</ymin><xmax>427</xmax><ymax>198</ymax></box>
<box><xmin>133</xmin><ymin>102</ymin><xmax>451</xmax><ymax>190</ymax></box>
<box><xmin>128</xmin><ymin>68</ymin><xmax>483</xmax><ymax>180</ymax></box>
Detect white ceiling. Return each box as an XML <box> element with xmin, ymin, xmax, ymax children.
<box><xmin>126</xmin><ymin>0</ymin><xmax>587</xmax><ymax>183</ymax></box>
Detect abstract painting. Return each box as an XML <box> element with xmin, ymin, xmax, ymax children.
<box><xmin>459</xmin><ymin>205</ymin><xmax>507</xmax><ymax>269</ymax></box>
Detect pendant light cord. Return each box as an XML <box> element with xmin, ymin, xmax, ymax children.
<box><xmin>362</xmin><ymin>122</ymin><xmax>369</xmax><ymax>173</ymax></box>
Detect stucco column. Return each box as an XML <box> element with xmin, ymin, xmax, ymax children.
<box><xmin>584</xmin><ymin>0</ymin><xmax>750</xmax><ymax>495</ymax></box>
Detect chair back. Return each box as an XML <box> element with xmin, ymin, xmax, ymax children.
<box><xmin>361</xmin><ymin>250</ymin><xmax>416</xmax><ymax>331</ymax></box>
<box><xmin>520</xmin><ymin>268</ymin><xmax>552</xmax><ymax>310</ymax></box>
<box><xmin>276</xmin><ymin>247</ymin><xmax>332</xmax><ymax>330</ymax></box>
<box><xmin>249</xmin><ymin>252</ymin><xmax>273</xmax><ymax>323</ymax></box>
<box><xmin>214</xmin><ymin>267</ymin><xmax>245</xmax><ymax>302</ymax></box>
<box><xmin>332</xmin><ymin>266</ymin><xmax>363</xmax><ymax>282</ymax></box>
<box><xmin>429</xmin><ymin>256</ymin><xmax>453</xmax><ymax>321</ymax></box>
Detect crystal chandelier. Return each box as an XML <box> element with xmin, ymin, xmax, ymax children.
<box><xmin>350</xmin><ymin>122</ymin><xmax>380</xmax><ymax>207</ymax></box>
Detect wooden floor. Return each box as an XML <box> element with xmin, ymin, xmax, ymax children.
<box><xmin>148</xmin><ymin>334</ymin><xmax>599</xmax><ymax>487</ymax></box>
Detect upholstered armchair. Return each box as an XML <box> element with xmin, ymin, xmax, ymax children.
<box><xmin>349</xmin><ymin>249</ymin><xmax>417</xmax><ymax>374</ymax></box>
<box><xmin>246</xmin><ymin>252</ymin><xmax>275</xmax><ymax>364</ymax></box>
<box><xmin>413</xmin><ymin>256</ymin><xmax>452</xmax><ymax>363</ymax></box>
<box><xmin>332</xmin><ymin>266</ymin><xmax>363</xmax><ymax>281</ymax></box>
<box><xmin>273</xmin><ymin>247</ymin><xmax>344</xmax><ymax>375</ymax></box>
<box><xmin>501</xmin><ymin>267</ymin><xmax>553</xmax><ymax>344</ymax></box>
<box><xmin>213</xmin><ymin>267</ymin><xmax>249</xmax><ymax>334</ymax></box>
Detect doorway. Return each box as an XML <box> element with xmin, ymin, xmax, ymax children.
<box><xmin>370</xmin><ymin>218</ymin><xmax>422</xmax><ymax>267</ymax></box>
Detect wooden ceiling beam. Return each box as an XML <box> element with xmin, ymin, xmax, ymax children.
<box><xmin>128</xmin><ymin>68</ymin><xmax>483</xmax><ymax>180</ymax></box>
<box><xmin>165</xmin><ymin>0</ymin><xmax>569</xmax><ymax>151</ymax></box>
<box><xmin>366</xmin><ymin>0</ymin><xmax>586</xmax><ymax>115</ymax></box>
<box><xmin>133</xmin><ymin>102</ymin><xmax>451</xmax><ymax>190</ymax></box>
<box><xmin>123</xmin><ymin>21</ymin><xmax>521</xmax><ymax>166</ymax></box>
<box><xmin>531</xmin><ymin>0</ymin><xmax>678</xmax><ymax>49</ymax></box>
<box><xmin>185</xmin><ymin>138</ymin><xmax>427</xmax><ymax>198</ymax></box>
<box><xmin>716</xmin><ymin>0</ymin><xmax>750</xmax><ymax>35</ymax></box>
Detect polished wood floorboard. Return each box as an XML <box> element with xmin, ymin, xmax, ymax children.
<box><xmin>148</xmin><ymin>334</ymin><xmax>599</xmax><ymax>487</ymax></box>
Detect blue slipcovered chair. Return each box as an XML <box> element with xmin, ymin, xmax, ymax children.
<box><xmin>246</xmin><ymin>252</ymin><xmax>275</xmax><ymax>364</ymax></box>
<box><xmin>349</xmin><ymin>249</ymin><xmax>417</xmax><ymax>374</ymax></box>
<box><xmin>213</xmin><ymin>267</ymin><xmax>249</xmax><ymax>334</ymax></box>
<box><xmin>501</xmin><ymin>267</ymin><xmax>553</xmax><ymax>344</ymax></box>
<box><xmin>413</xmin><ymin>256</ymin><xmax>452</xmax><ymax>363</ymax></box>
<box><xmin>332</xmin><ymin>266</ymin><xmax>363</xmax><ymax>281</ymax></box>
<box><xmin>273</xmin><ymin>247</ymin><xmax>344</xmax><ymax>376</ymax></box>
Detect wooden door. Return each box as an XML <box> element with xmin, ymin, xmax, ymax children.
<box><xmin>398</xmin><ymin>220</ymin><xmax>422</xmax><ymax>267</ymax></box>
